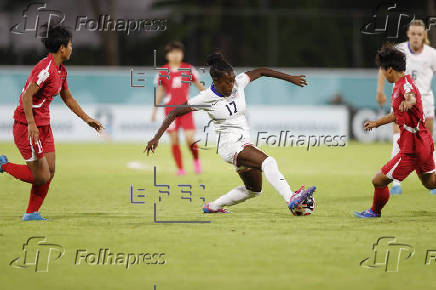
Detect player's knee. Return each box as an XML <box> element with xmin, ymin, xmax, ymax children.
<box><xmin>421</xmin><ymin>179</ymin><xmax>435</xmax><ymax>190</ymax></box>
<box><xmin>372</xmin><ymin>177</ymin><xmax>385</xmax><ymax>188</ymax></box>
<box><xmin>34</xmin><ymin>174</ymin><xmax>50</xmax><ymax>186</ymax></box>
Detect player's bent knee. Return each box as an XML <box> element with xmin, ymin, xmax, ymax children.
<box><xmin>421</xmin><ymin>180</ymin><xmax>435</xmax><ymax>190</ymax></box>
<box><xmin>34</xmin><ymin>175</ymin><xmax>50</xmax><ymax>186</ymax></box>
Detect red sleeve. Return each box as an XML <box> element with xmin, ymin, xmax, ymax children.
<box><xmin>31</xmin><ymin>60</ymin><xmax>52</xmax><ymax>88</ymax></box>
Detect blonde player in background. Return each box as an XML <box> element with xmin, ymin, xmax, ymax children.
<box><xmin>376</xmin><ymin>19</ymin><xmax>436</xmax><ymax>195</ymax></box>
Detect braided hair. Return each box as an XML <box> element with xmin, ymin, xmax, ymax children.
<box><xmin>206</xmin><ymin>51</ymin><xmax>233</xmax><ymax>80</ymax></box>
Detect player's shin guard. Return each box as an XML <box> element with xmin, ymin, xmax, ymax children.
<box><xmin>261</xmin><ymin>156</ymin><xmax>293</xmax><ymax>202</ymax></box>
<box><xmin>371</xmin><ymin>186</ymin><xmax>390</xmax><ymax>215</ymax></box>
<box><xmin>26</xmin><ymin>180</ymin><xmax>51</xmax><ymax>213</ymax></box>
<box><xmin>2</xmin><ymin>163</ymin><xmax>34</xmax><ymax>184</ymax></box>
<box><xmin>209</xmin><ymin>185</ymin><xmax>260</xmax><ymax>210</ymax></box>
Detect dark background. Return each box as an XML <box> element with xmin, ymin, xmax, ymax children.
<box><xmin>1</xmin><ymin>0</ymin><xmax>435</xmax><ymax>67</ymax></box>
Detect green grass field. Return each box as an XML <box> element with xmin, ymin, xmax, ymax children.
<box><xmin>1</xmin><ymin>141</ymin><xmax>436</xmax><ymax>290</ymax></box>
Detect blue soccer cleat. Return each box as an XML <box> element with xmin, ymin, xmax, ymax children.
<box><xmin>354</xmin><ymin>208</ymin><xmax>381</xmax><ymax>218</ymax></box>
<box><xmin>202</xmin><ymin>203</ymin><xmax>231</xmax><ymax>214</ymax></box>
<box><xmin>22</xmin><ymin>212</ymin><xmax>47</xmax><ymax>221</ymax></box>
<box><xmin>390</xmin><ymin>185</ymin><xmax>402</xmax><ymax>195</ymax></box>
<box><xmin>288</xmin><ymin>186</ymin><xmax>316</xmax><ymax>212</ymax></box>
<box><xmin>430</xmin><ymin>189</ymin><xmax>436</xmax><ymax>195</ymax></box>
<box><xmin>0</xmin><ymin>155</ymin><xmax>8</xmax><ymax>173</ymax></box>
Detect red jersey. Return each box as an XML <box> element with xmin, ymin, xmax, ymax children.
<box><xmin>14</xmin><ymin>53</ymin><xmax>68</xmax><ymax>126</ymax></box>
<box><xmin>392</xmin><ymin>74</ymin><xmax>433</xmax><ymax>154</ymax></box>
<box><xmin>154</xmin><ymin>62</ymin><xmax>199</xmax><ymax>106</ymax></box>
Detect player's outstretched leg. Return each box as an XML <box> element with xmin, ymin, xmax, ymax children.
<box><xmin>1</xmin><ymin>155</ymin><xmax>34</xmax><ymax>183</ymax></box>
<box><xmin>390</xmin><ymin>130</ymin><xmax>402</xmax><ymax>195</ymax></box>
<box><xmin>203</xmin><ymin>168</ymin><xmax>262</xmax><ymax>213</ymax></box>
<box><xmin>236</xmin><ymin>146</ymin><xmax>316</xmax><ymax>214</ymax></box>
<box><xmin>355</xmin><ymin>171</ymin><xmax>391</xmax><ymax>218</ymax></box>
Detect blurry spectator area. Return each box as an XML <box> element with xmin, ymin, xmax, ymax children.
<box><xmin>0</xmin><ymin>0</ymin><xmax>435</xmax><ymax>67</ymax></box>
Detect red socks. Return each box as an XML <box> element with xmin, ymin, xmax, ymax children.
<box><xmin>190</xmin><ymin>143</ymin><xmax>199</xmax><ymax>160</ymax></box>
<box><xmin>371</xmin><ymin>186</ymin><xmax>390</xmax><ymax>214</ymax></box>
<box><xmin>26</xmin><ymin>180</ymin><xmax>51</xmax><ymax>213</ymax></box>
<box><xmin>2</xmin><ymin>162</ymin><xmax>34</xmax><ymax>184</ymax></box>
<box><xmin>171</xmin><ymin>144</ymin><xmax>183</xmax><ymax>169</ymax></box>
<box><xmin>2</xmin><ymin>162</ymin><xmax>51</xmax><ymax>213</ymax></box>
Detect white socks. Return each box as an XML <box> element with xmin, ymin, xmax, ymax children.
<box><xmin>209</xmin><ymin>156</ymin><xmax>293</xmax><ymax>210</ymax></box>
<box><xmin>261</xmin><ymin>156</ymin><xmax>293</xmax><ymax>202</ymax></box>
<box><xmin>392</xmin><ymin>133</ymin><xmax>401</xmax><ymax>187</ymax></box>
<box><xmin>209</xmin><ymin>185</ymin><xmax>261</xmax><ymax>210</ymax></box>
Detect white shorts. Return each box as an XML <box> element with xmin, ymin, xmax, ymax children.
<box><xmin>422</xmin><ymin>93</ymin><xmax>435</xmax><ymax>119</ymax></box>
<box><xmin>217</xmin><ymin>132</ymin><xmax>254</xmax><ymax>167</ymax></box>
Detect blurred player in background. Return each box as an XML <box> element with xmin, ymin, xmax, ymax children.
<box><xmin>0</xmin><ymin>25</ymin><xmax>103</xmax><ymax>221</ymax></box>
<box><xmin>146</xmin><ymin>51</ymin><xmax>316</xmax><ymax>215</ymax></box>
<box><xmin>356</xmin><ymin>43</ymin><xmax>436</xmax><ymax>218</ymax></box>
<box><xmin>376</xmin><ymin>20</ymin><xmax>436</xmax><ymax>195</ymax></box>
<box><xmin>152</xmin><ymin>42</ymin><xmax>205</xmax><ymax>175</ymax></box>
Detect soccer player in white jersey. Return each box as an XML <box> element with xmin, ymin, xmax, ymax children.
<box><xmin>145</xmin><ymin>52</ymin><xmax>316</xmax><ymax>214</ymax></box>
<box><xmin>376</xmin><ymin>19</ymin><xmax>436</xmax><ymax>195</ymax></box>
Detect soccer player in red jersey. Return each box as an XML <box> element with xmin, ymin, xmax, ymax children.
<box><xmin>151</xmin><ymin>42</ymin><xmax>205</xmax><ymax>175</ymax></box>
<box><xmin>355</xmin><ymin>43</ymin><xmax>436</xmax><ymax>218</ymax></box>
<box><xmin>0</xmin><ymin>25</ymin><xmax>103</xmax><ymax>221</ymax></box>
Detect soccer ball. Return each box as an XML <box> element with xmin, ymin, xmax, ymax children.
<box><xmin>290</xmin><ymin>194</ymin><xmax>316</xmax><ymax>216</ymax></box>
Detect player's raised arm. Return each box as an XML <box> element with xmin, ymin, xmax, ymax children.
<box><xmin>244</xmin><ymin>67</ymin><xmax>307</xmax><ymax>87</ymax></box>
<box><xmin>60</xmin><ymin>88</ymin><xmax>103</xmax><ymax>133</ymax></box>
<box><xmin>364</xmin><ymin>112</ymin><xmax>396</xmax><ymax>131</ymax></box>
<box><xmin>145</xmin><ymin>103</ymin><xmax>193</xmax><ymax>155</ymax></box>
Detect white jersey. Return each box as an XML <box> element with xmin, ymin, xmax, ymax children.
<box><xmin>187</xmin><ymin>72</ymin><xmax>251</xmax><ymax>135</ymax></box>
<box><xmin>396</xmin><ymin>42</ymin><xmax>436</xmax><ymax>96</ymax></box>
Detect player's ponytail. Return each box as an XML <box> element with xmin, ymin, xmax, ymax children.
<box><xmin>206</xmin><ymin>51</ymin><xmax>233</xmax><ymax>80</ymax></box>
<box><xmin>408</xmin><ymin>19</ymin><xmax>430</xmax><ymax>45</ymax></box>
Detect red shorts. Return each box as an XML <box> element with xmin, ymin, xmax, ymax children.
<box><xmin>165</xmin><ymin>108</ymin><xmax>195</xmax><ymax>132</ymax></box>
<box><xmin>13</xmin><ymin>121</ymin><xmax>55</xmax><ymax>162</ymax></box>
<box><xmin>382</xmin><ymin>152</ymin><xmax>435</xmax><ymax>181</ymax></box>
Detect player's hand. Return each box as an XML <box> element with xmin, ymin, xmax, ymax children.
<box><xmin>289</xmin><ymin>75</ymin><xmax>307</xmax><ymax>87</ymax></box>
<box><xmin>364</xmin><ymin>121</ymin><xmax>377</xmax><ymax>131</ymax></box>
<box><xmin>28</xmin><ymin>122</ymin><xmax>39</xmax><ymax>143</ymax></box>
<box><xmin>144</xmin><ymin>138</ymin><xmax>159</xmax><ymax>156</ymax></box>
<box><xmin>376</xmin><ymin>91</ymin><xmax>387</xmax><ymax>108</ymax></box>
<box><xmin>86</xmin><ymin>118</ymin><xmax>104</xmax><ymax>133</ymax></box>
<box><xmin>399</xmin><ymin>100</ymin><xmax>414</xmax><ymax>112</ymax></box>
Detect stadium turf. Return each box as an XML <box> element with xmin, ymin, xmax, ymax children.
<box><xmin>1</xmin><ymin>142</ymin><xmax>435</xmax><ymax>290</ymax></box>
